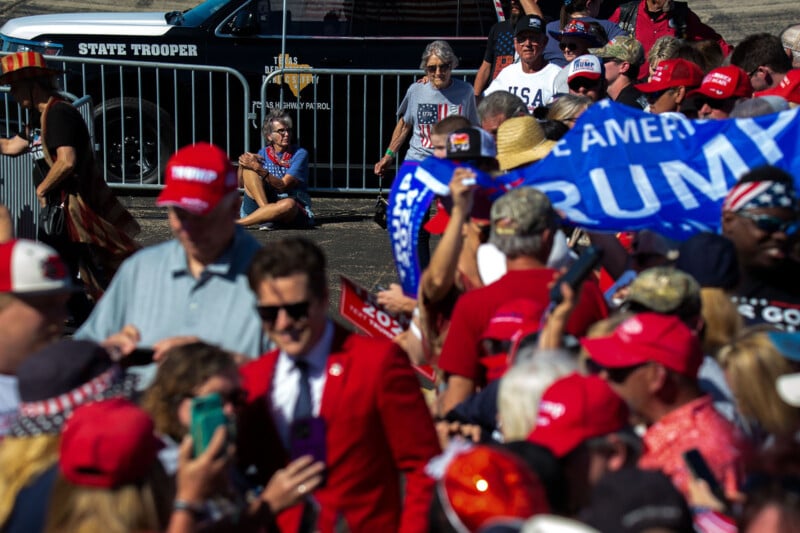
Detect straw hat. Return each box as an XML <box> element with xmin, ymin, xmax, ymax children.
<box><xmin>0</xmin><ymin>51</ymin><xmax>60</xmax><ymax>85</ymax></box>
<box><xmin>495</xmin><ymin>115</ymin><xmax>556</xmax><ymax>171</ymax></box>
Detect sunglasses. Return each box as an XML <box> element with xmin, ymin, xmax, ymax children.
<box><xmin>559</xmin><ymin>41</ymin><xmax>582</xmax><ymax>51</ymax></box>
<box><xmin>568</xmin><ymin>78</ymin><xmax>600</xmax><ymax>92</ymax></box>
<box><xmin>737</xmin><ymin>211</ymin><xmax>799</xmax><ymax>235</ymax></box>
<box><xmin>482</xmin><ymin>338</ymin><xmax>513</xmax><ymax>356</ymax></box>
<box><xmin>604</xmin><ymin>362</ymin><xmax>651</xmax><ymax>384</ymax></box>
<box><xmin>696</xmin><ymin>96</ymin><xmax>735</xmax><ymax>111</ymax></box>
<box><xmin>256</xmin><ymin>301</ymin><xmax>311</xmax><ymax>322</ymax></box>
<box><xmin>645</xmin><ymin>88</ymin><xmax>673</xmax><ymax>103</ymax></box>
<box><xmin>516</xmin><ymin>33</ymin><xmax>541</xmax><ymax>44</ymax></box>
<box><xmin>426</xmin><ymin>63</ymin><xmax>451</xmax><ymax>74</ymax></box>
<box><xmin>274</xmin><ymin>128</ymin><xmax>291</xmax><ymax>136</ymax></box>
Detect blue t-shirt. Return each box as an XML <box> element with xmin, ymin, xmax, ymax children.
<box><xmin>256</xmin><ymin>145</ymin><xmax>312</xmax><ymax>209</ymax></box>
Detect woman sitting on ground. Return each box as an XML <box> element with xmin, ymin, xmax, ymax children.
<box><xmin>236</xmin><ymin>110</ymin><xmax>314</xmax><ymax>230</ymax></box>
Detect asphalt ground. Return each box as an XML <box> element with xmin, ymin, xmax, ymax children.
<box><xmin>123</xmin><ymin>192</ymin><xmax>408</xmax><ymax>318</ymax></box>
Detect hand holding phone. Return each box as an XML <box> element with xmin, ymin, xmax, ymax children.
<box><xmin>683</xmin><ymin>448</ymin><xmax>727</xmax><ymax>505</ymax></box>
<box><xmin>190</xmin><ymin>393</ymin><xmax>230</xmax><ymax>458</ymax></box>
<box><xmin>549</xmin><ymin>246</ymin><xmax>604</xmax><ymax>305</ymax></box>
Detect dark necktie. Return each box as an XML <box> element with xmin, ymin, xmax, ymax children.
<box><xmin>293</xmin><ymin>359</ymin><xmax>312</xmax><ymax>421</ymax></box>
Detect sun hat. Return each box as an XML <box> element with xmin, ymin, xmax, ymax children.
<box><xmin>495</xmin><ymin>116</ymin><xmax>556</xmax><ymax>171</ymax></box>
<box><xmin>156</xmin><ymin>142</ymin><xmax>238</xmax><ymax>216</ymax></box>
<box><xmin>548</xmin><ymin>19</ymin><xmax>606</xmax><ymax>48</ymax></box>
<box><xmin>0</xmin><ymin>51</ymin><xmax>60</xmax><ymax>85</ymax></box>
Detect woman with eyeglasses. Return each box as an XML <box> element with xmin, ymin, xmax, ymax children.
<box><xmin>141</xmin><ymin>341</ymin><xmax>324</xmax><ymax>530</ymax></box>
<box><xmin>374</xmin><ymin>40</ymin><xmax>479</xmax><ymax>178</ymax></box>
<box><xmin>543</xmin><ymin>0</ymin><xmax>626</xmax><ymax>67</ymax></box>
<box><xmin>237</xmin><ymin>110</ymin><xmax>314</xmax><ymax>231</ymax></box>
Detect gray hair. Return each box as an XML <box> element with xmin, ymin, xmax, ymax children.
<box><xmin>262</xmin><ymin>109</ymin><xmax>293</xmax><ymax>138</ymax></box>
<box><xmin>419</xmin><ymin>40</ymin><xmax>459</xmax><ymax>71</ymax></box>
<box><xmin>546</xmin><ymin>94</ymin><xmax>591</xmax><ymax>123</ymax></box>
<box><xmin>478</xmin><ymin>90</ymin><xmax>528</xmax><ymax>123</ymax></box>
<box><xmin>781</xmin><ymin>23</ymin><xmax>800</xmax><ymax>65</ymax></box>
<box><xmin>490</xmin><ymin>232</ymin><xmax>547</xmax><ymax>260</ymax></box>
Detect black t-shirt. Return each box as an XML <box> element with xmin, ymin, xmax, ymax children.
<box><xmin>732</xmin><ymin>265</ymin><xmax>800</xmax><ymax>332</ymax></box>
<box><xmin>615</xmin><ymin>83</ymin><xmax>648</xmax><ymax>110</ymax></box>
<box><xmin>483</xmin><ymin>20</ymin><xmax>517</xmax><ymax>81</ymax></box>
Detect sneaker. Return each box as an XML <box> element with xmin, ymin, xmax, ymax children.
<box><xmin>258</xmin><ymin>222</ymin><xmax>275</xmax><ymax>231</ymax></box>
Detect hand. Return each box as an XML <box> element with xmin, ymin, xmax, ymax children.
<box><xmin>376</xmin><ymin>283</ymin><xmax>416</xmax><ymax>315</ymax></box>
<box><xmin>102</xmin><ymin>324</ymin><xmax>141</xmax><ymax>361</ymax></box>
<box><xmin>416</xmin><ymin>75</ymin><xmax>430</xmax><ymax>84</ymax></box>
<box><xmin>261</xmin><ymin>455</ymin><xmax>326</xmax><ymax>514</ymax></box>
<box><xmin>374</xmin><ymin>155</ymin><xmax>392</xmax><ymax>177</ymax></box>
<box><xmin>448</xmin><ymin>167</ymin><xmax>476</xmax><ymax>216</ymax></box>
<box><xmin>238</xmin><ymin>152</ymin><xmax>264</xmax><ymax>172</ymax></box>
<box><xmin>37</xmin><ymin>194</ymin><xmax>47</xmax><ymax>209</ymax></box>
<box><xmin>176</xmin><ymin>427</ymin><xmax>231</xmax><ymax>504</ymax></box>
<box><xmin>153</xmin><ymin>335</ymin><xmax>201</xmax><ymax>362</ymax></box>
<box><xmin>686</xmin><ymin>477</ymin><xmax>726</xmax><ymax>513</ymax></box>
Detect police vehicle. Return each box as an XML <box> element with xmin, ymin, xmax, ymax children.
<box><xmin>0</xmin><ymin>0</ymin><xmax>502</xmax><ymax>186</ymax></box>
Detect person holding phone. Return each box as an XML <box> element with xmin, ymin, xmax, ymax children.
<box><xmin>237</xmin><ymin>237</ymin><xmax>440</xmax><ymax>533</ymax></box>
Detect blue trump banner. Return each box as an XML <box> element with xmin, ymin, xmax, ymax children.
<box><xmin>389</xmin><ymin>101</ymin><xmax>800</xmax><ymax>295</ymax></box>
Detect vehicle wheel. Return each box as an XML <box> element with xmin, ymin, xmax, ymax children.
<box><xmin>93</xmin><ymin>97</ymin><xmax>174</xmax><ymax>185</ymax></box>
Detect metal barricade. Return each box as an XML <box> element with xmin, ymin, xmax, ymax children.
<box><xmin>0</xmin><ymin>93</ymin><xmax>94</xmax><ymax>239</ymax></box>
<box><xmin>260</xmin><ymin>68</ymin><xmax>477</xmax><ymax>193</ymax></box>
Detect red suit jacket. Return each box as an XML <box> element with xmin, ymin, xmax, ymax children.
<box><xmin>238</xmin><ymin>324</ymin><xmax>440</xmax><ymax>533</ymax></box>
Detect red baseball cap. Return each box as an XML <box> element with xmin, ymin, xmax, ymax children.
<box><xmin>581</xmin><ymin>313</ymin><xmax>704</xmax><ymax>377</ymax></box>
<box><xmin>60</xmin><ymin>398</ymin><xmax>163</xmax><ymax>489</ymax></box>
<box><xmin>481</xmin><ymin>298</ymin><xmax>545</xmax><ymax>341</ymax></box>
<box><xmin>156</xmin><ymin>142</ymin><xmax>238</xmax><ymax>215</ymax></box>
<box><xmin>440</xmin><ymin>445</ymin><xmax>549</xmax><ymax>531</ymax></box>
<box><xmin>527</xmin><ymin>373</ymin><xmax>629</xmax><ymax>457</ymax></box>
<box><xmin>687</xmin><ymin>65</ymin><xmax>753</xmax><ymax>100</ymax></box>
<box><xmin>755</xmin><ymin>69</ymin><xmax>800</xmax><ymax>104</ymax></box>
<box><xmin>423</xmin><ymin>191</ymin><xmax>493</xmax><ymax>235</ymax></box>
<box><xmin>635</xmin><ymin>59</ymin><xmax>704</xmax><ymax>93</ymax></box>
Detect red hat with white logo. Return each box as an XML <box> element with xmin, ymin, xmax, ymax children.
<box><xmin>0</xmin><ymin>239</ymin><xmax>72</xmax><ymax>294</ymax></box>
<box><xmin>687</xmin><ymin>65</ymin><xmax>753</xmax><ymax>100</ymax></box>
<box><xmin>581</xmin><ymin>313</ymin><xmax>704</xmax><ymax>377</ymax></box>
<box><xmin>156</xmin><ymin>142</ymin><xmax>238</xmax><ymax>215</ymax></box>
<box><xmin>635</xmin><ymin>58</ymin><xmax>704</xmax><ymax>93</ymax></box>
<box><xmin>527</xmin><ymin>373</ymin><xmax>629</xmax><ymax>457</ymax></box>
<box><xmin>754</xmin><ymin>69</ymin><xmax>800</xmax><ymax>104</ymax></box>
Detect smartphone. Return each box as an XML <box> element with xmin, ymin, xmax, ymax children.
<box><xmin>683</xmin><ymin>448</ymin><xmax>727</xmax><ymax>503</ymax></box>
<box><xmin>549</xmin><ymin>246</ymin><xmax>604</xmax><ymax>305</ymax></box>
<box><xmin>289</xmin><ymin>417</ymin><xmax>327</xmax><ymax>486</ymax></box>
<box><xmin>120</xmin><ymin>347</ymin><xmax>155</xmax><ymax>367</ymax></box>
<box><xmin>190</xmin><ymin>392</ymin><xmax>229</xmax><ymax>458</ymax></box>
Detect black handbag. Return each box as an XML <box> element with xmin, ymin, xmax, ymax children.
<box><xmin>39</xmin><ymin>201</ymin><xmax>66</xmax><ymax>237</ymax></box>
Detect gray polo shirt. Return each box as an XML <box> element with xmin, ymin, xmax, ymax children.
<box><xmin>76</xmin><ymin>226</ymin><xmax>268</xmax><ymax>358</ymax></box>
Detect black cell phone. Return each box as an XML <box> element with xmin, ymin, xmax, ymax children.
<box><xmin>683</xmin><ymin>448</ymin><xmax>727</xmax><ymax>503</ymax></box>
<box><xmin>121</xmin><ymin>347</ymin><xmax>155</xmax><ymax>367</ymax></box>
<box><xmin>549</xmin><ymin>246</ymin><xmax>604</xmax><ymax>305</ymax></box>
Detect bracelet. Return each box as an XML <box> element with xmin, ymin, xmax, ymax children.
<box><xmin>384</xmin><ymin>148</ymin><xmax>396</xmax><ymax>159</ymax></box>
<box><xmin>173</xmin><ymin>499</ymin><xmax>207</xmax><ymax>520</ymax></box>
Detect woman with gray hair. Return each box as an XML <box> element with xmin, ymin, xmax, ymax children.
<box><xmin>374</xmin><ymin>40</ymin><xmax>479</xmax><ymax>176</ymax></box>
<box><xmin>237</xmin><ymin>109</ymin><xmax>314</xmax><ymax>230</ymax></box>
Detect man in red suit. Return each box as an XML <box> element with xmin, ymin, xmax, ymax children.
<box><xmin>237</xmin><ymin>237</ymin><xmax>440</xmax><ymax>533</ymax></box>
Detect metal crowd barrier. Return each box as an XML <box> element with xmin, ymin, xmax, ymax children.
<box><xmin>0</xmin><ymin>90</ymin><xmax>93</xmax><ymax>239</ymax></box>
<box><xmin>260</xmin><ymin>68</ymin><xmax>477</xmax><ymax>193</ymax></box>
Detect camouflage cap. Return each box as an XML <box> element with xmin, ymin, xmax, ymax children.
<box><xmin>490</xmin><ymin>187</ymin><xmax>556</xmax><ymax>237</ymax></box>
<box><xmin>589</xmin><ymin>36</ymin><xmax>644</xmax><ymax>66</ymax></box>
<box><xmin>624</xmin><ymin>267</ymin><xmax>701</xmax><ymax>318</ymax></box>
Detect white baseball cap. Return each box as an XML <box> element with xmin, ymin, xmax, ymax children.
<box><xmin>0</xmin><ymin>239</ymin><xmax>73</xmax><ymax>294</ymax></box>
<box><xmin>768</xmin><ymin>331</ymin><xmax>800</xmax><ymax>407</ymax></box>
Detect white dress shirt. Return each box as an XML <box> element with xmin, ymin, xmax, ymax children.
<box><xmin>270</xmin><ymin>320</ymin><xmax>334</xmax><ymax>448</ymax></box>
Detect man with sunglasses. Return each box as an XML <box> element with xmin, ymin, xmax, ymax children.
<box><xmin>238</xmin><ymin>237</ymin><xmax>440</xmax><ymax>533</ymax></box>
<box><xmin>484</xmin><ymin>15</ymin><xmax>562</xmax><ymax>114</ymax></box>
<box><xmin>76</xmin><ymin>144</ymin><xmax>269</xmax><ymax>376</ymax></box>
<box><xmin>565</xmin><ymin>54</ymin><xmax>608</xmax><ymax>102</ymax></box>
<box><xmin>589</xmin><ymin>36</ymin><xmax>648</xmax><ymax>110</ymax></box>
<box><xmin>686</xmin><ymin>65</ymin><xmax>753</xmax><ymax>120</ymax></box>
<box><xmin>634</xmin><ymin>58</ymin><xmax>704</xmax><ymax>115</ymax></box>
<box><xmin>722</xmin><ymin>166</ymin><xmax>800</xmax><ymax>331</ymax></box>
<box><xmin>582</xmin><ymin>312</ymin><xmax>750</xmax><ymax>503</ymax></box>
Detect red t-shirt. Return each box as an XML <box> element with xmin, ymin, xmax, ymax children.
<box><xmin>609</xmin><ymin>2</ymin><xmax>732</xmax><ymax>59</ymax></box>
<box><xmin>438</xmin><ymin>268</ymin><xmax>609</xmax><ymax>386</ymax></box>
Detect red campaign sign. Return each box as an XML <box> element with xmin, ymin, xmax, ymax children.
<box><xmin>338</xmin><ymin>276</ymin><xmax>436</xmax><ymax>386</ymax></box>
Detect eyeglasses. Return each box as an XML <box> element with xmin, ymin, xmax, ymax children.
<box><xmin>274</xmin><ymin>128</ymin><xmax>292</xmax><ymax>136</ymax></box>
<box><xmin>256</xmin><ymin>301</ymin><xmax>311</xmax><ymax>322</ymax></box>
<box><xmin>426</xmin><ymin>63</ymin><xmax>451</xmax><ymax>74</ymax></box>
<box><xmin>737</xmin><ymin>211</ymin><xmax>799</xmax><ymax>235</ymax></box>
<box><xmin>559</xmin><ymin>41</ymin><xmax>582</xmax><ymax>51</ymax></box>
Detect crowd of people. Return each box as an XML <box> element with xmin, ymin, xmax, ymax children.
<box><xmin>1</xmin><ymin>0</ymin><xmax>800</xmax><ymax>531</ymax></box>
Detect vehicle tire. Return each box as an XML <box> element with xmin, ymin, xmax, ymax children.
<box><xmin>93</xmin><ymin>97</ymin><xmax>174</xmax><ymax>185</ymax></box>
